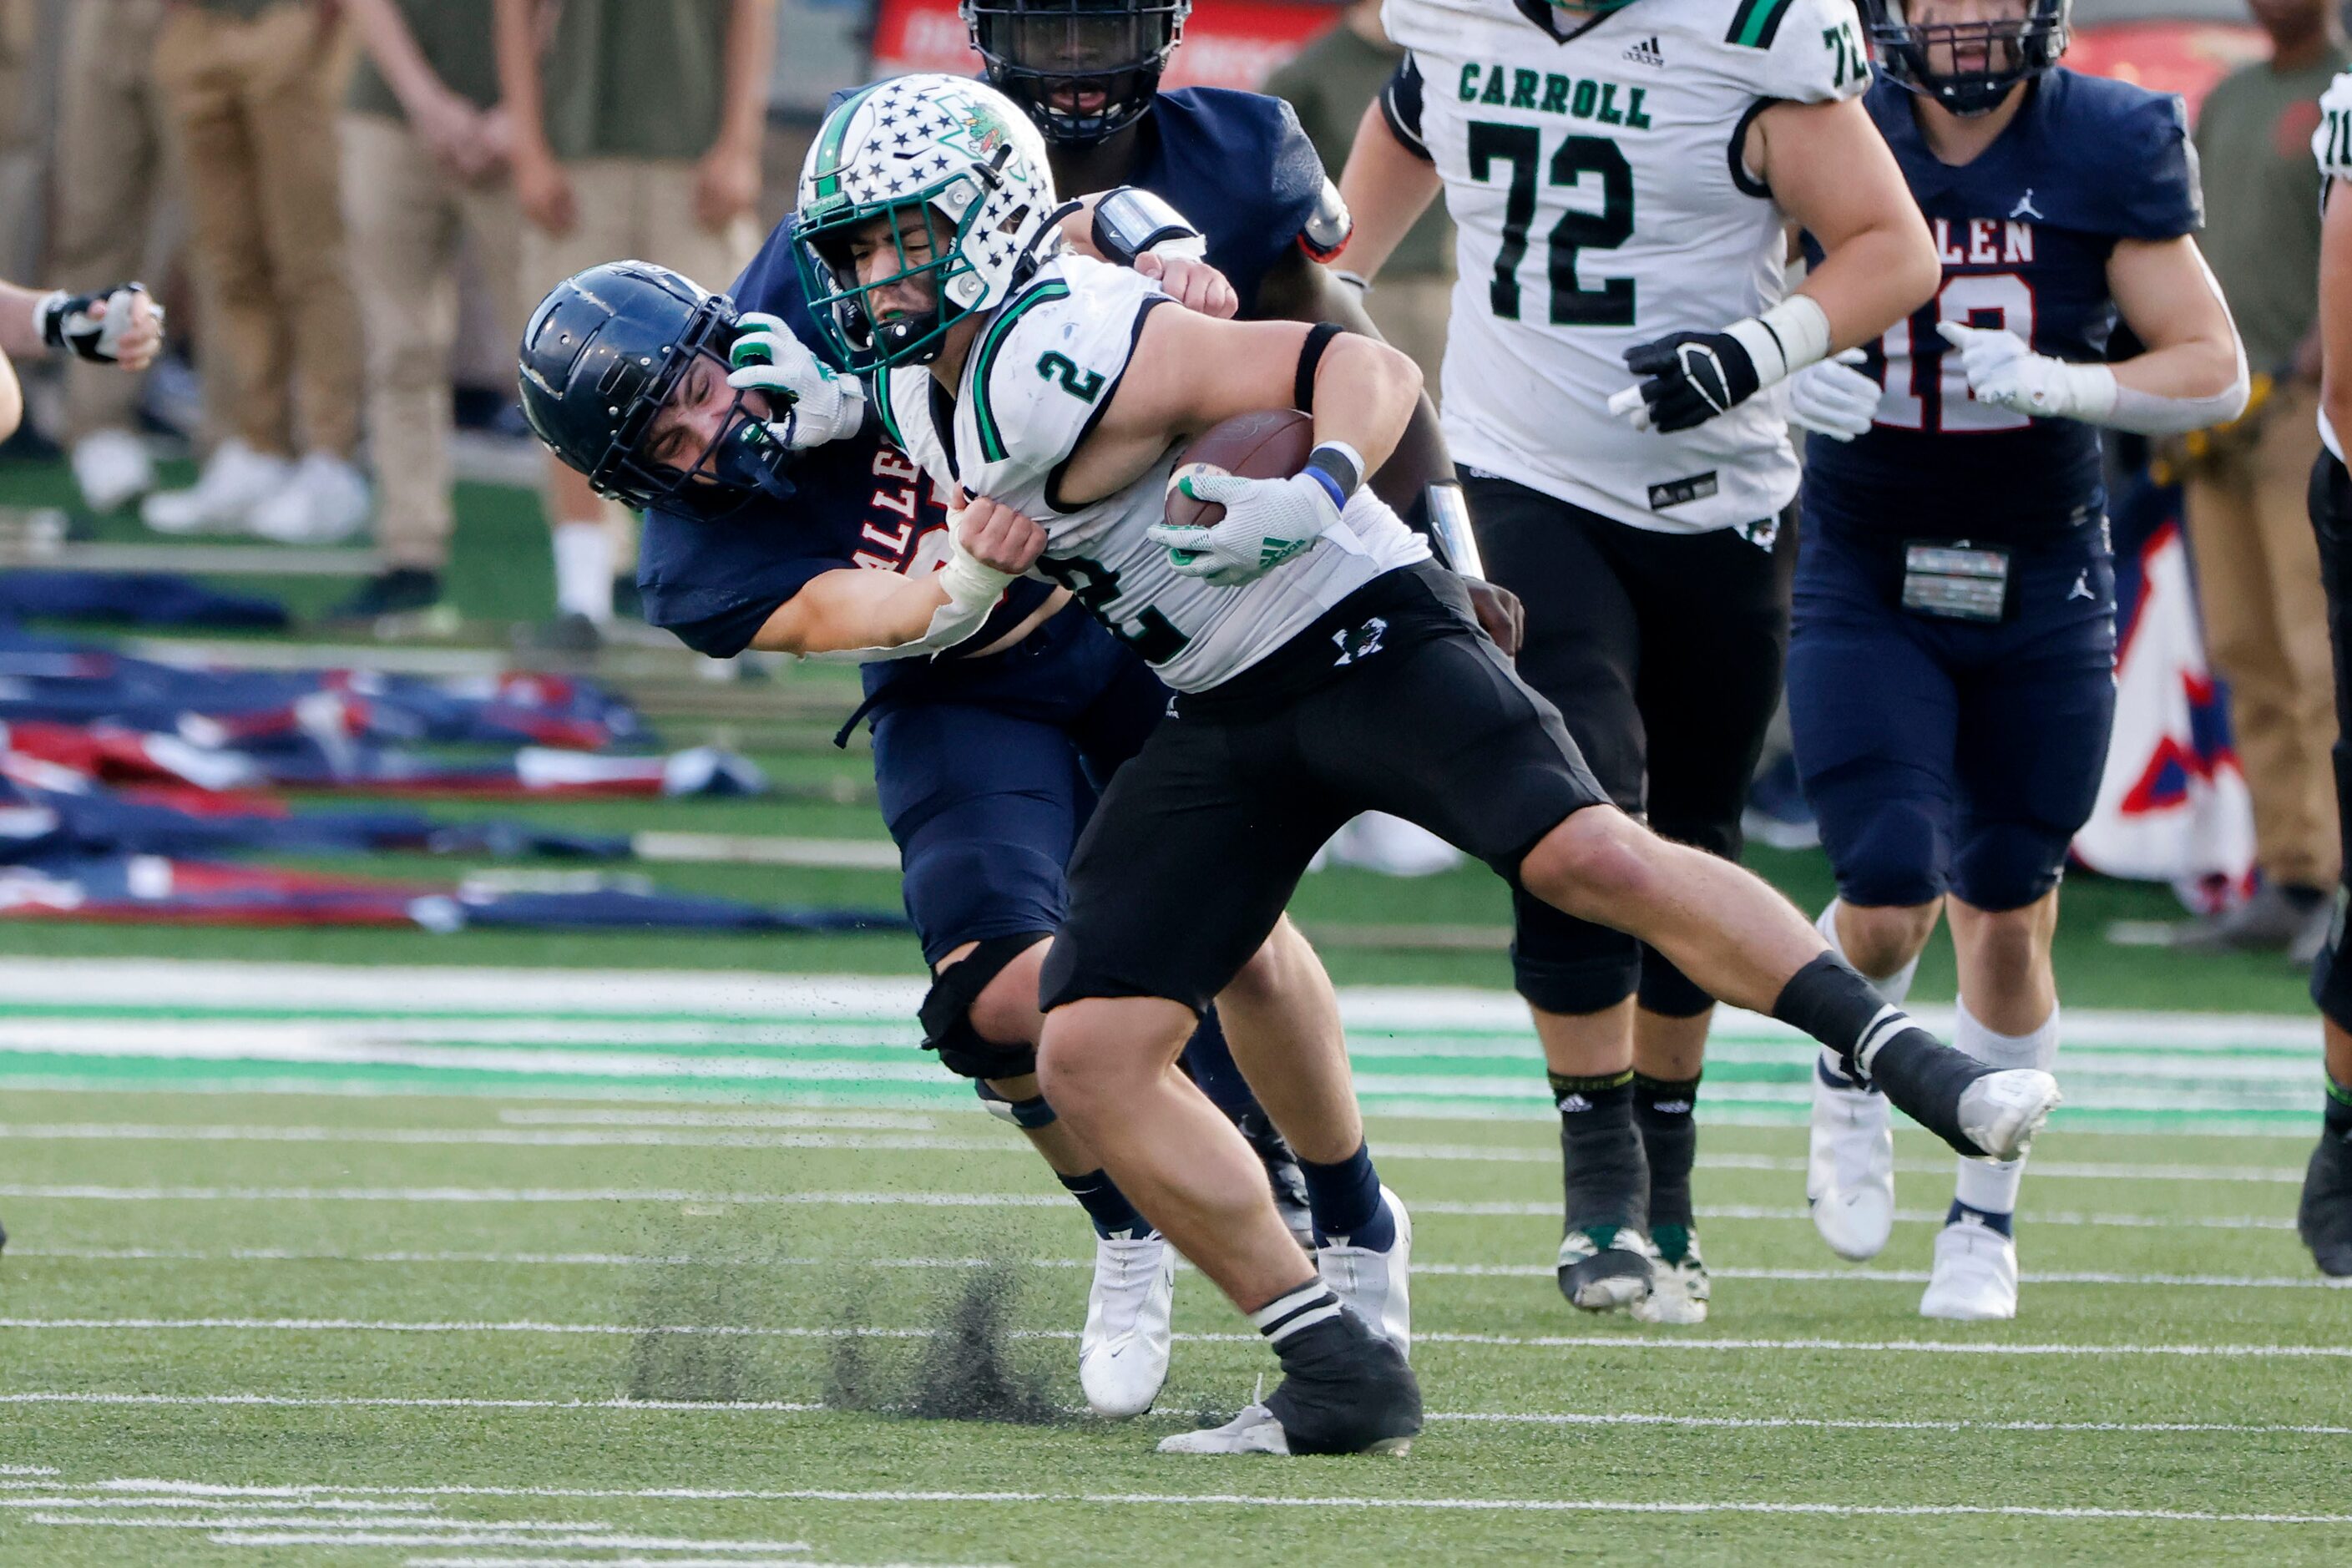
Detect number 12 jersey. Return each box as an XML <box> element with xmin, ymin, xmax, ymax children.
<box><xmin>1381</xmin><ymin>0</ymin><xmax>1869</xmax><ymax>534</ymax></box>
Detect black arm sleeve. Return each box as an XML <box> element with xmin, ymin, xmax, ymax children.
<box><xmin>1379</xmin><ymin>53</ymin><xmax>1434</xmax><ymax>164</ymax></box>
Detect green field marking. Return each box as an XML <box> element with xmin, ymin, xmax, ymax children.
<box><xmin>0</xmin><ymin>959</ymin><xmax>2326</xmax><ymax>1129</ymax></box>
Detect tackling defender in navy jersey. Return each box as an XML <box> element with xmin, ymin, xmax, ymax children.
<box><xmin>1785</xmin><ymin>0</ymin><xmax>2245</xmax><ymax>1318</ymax></box>
<box><xmin>518</xmin><ymin>0</ymin><xmax>1477</xmax><ymax>1421</ymax></box>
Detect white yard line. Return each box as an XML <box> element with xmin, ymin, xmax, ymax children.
<box><xmin>0</xmin><ymin>958</ymin><xmax>2321</xmax><ymax>1048</ymax></box>
<box><xmin>8</xmin><ymin>1476</ymin><xmax>2344</xmax><ymax>1525</ymax></box>
<box><xmin>0</xmin><ymin>1123</ymin><xmax>2308</xmax><ymax>1182</ymax></box>
<box><xmin>2</xmin><ymin>1392</ymin><xmax>2344</xmax><ymax>1437</ymax></box>
<box><xmin>0</xmin><ymin>1318</ymin><xmax>2344</xmax><ymax>1358</ymax></box>
<box><xmin>13</xmin><ymin>1247</ymin><xmax>2338</xmax><ymax>1292</ymax></box>
<box><xmin>0</xmin><ymin>1181</ymin><xmax>2299</xmax><ymax>1229</ymax></box>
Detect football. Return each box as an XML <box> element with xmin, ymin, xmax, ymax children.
<box><xmin>1163</xmin><ymin>407</ymin><xmax>1316</xmax><ymax>531</ymax></box>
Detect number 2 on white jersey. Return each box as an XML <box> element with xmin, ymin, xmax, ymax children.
<box><xmin>1876</xmin><ymin>272</ymin><xmax>2036</xmax><ymax>433</ymax></box>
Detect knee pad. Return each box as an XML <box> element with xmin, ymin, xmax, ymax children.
<box><xmin>1816</xmin><ymin>786</ymin><xmax>1948</xmax><ymax>909</ymax></box>
<box><xmin>974</xmin><ymin>1079</ymin><xmax>1059</xmax><ymax>1129</ymax></box>
<box><xmin>1635</xmin><ymin>945</ymin><xmax>1715</xmax><ymax>1019</ymax></box>
<box><xmin>919</xmin><ymin>931</ymin><xmax>1052</xmax><ymax>1081</ymax></box>
<box><xmin>1950</xmin><ymin>822</ymin><xmax>2069</xmax><ymax>913</ymax></box>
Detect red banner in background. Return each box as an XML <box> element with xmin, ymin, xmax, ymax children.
<box><xmin>871</xmin><ymin>0</ymin><xmax>1337</xmax><ymax>92</ymax></box>
<box><xmin>2046</xmin><ymin>23</ymin><xmax>2267</xmax><ymax>120</ymax></box>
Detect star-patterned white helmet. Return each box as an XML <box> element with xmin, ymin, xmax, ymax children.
<box><xmin>794</xmin><ymin>74</ymin><xmax>1061</xmax><ymax>373</ymax></box>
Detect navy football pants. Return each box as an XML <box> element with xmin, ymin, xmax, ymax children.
<box><xmin>1788</xmin><ymin>512</ymin><xmax>2117</xmax><ymax>913</ymax></box>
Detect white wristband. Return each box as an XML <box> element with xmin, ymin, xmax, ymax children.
<box><xmin>1726</xmin><ymin>294</ymin><xmax>1834</xmax><ymax>390</ymax></box>
<box><xmin>939</xmin><ymin>539</ymin><xmax>1014</xmax><ymax>611</ymax></box>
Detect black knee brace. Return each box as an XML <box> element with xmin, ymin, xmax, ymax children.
<box><xmin>918</xmin><ymin>931</ymin><xmax>1053</xmax><ymax>1081</ymax></box>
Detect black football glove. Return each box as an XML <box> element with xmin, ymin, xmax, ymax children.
<box><xmin>38</xmin><ymin>282</ymin><xmax>155</xmax><ymax>364</ymax></box>
<box><xmin>1621</xmin><ymin>329</ymin><xmax>1762</xmax><ymax>432</ymax></box>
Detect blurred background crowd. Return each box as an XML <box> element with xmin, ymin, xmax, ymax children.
<box><xmin>0</xmin><ymin>0</ymin><xmax>2339</xmax><ymax>945</ymax></box>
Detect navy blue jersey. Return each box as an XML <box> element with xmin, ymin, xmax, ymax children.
<box><xmin>1125</xmin><ymin>86</ymin><xmax>1325</xmax><ymax>315</ymax></box>
<box><xmin>637</xmin><ymin>86</ymin><xmax>1327</xmax><ymax>674</ymax></box>
<box><xmin>1801</xmin><ymin>69</ymin><xmax>2201</xmax><ymax>540</ymax></box>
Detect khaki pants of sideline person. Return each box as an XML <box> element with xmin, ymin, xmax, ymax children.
<box><xmin>53</xmin><ymin>0</ymin><xmax>184</xmax><ymax>443</ymax></box>
<box><xmin>521</xmin><ymin>158</ymin><xmax>759</xmax><ymax>574</ymax></box>
<box><xmin>341</xmin><ymin>114</ymin><xmax>521</xmax><ymax>573</ymax></box>
<box><xmin>153</xmin><ymin>1</ymin><xmax>361</xmax><ymax>459</ymax></box>
<box><xmin>1363</xmin><ymin>270</ymin><xmax>1455</xmax><ymax>397</ymax></box>
<box><xmin>2186</xmin><ymin>376</ymin><xmax>2342</xmax><ymax>889</ymax></box>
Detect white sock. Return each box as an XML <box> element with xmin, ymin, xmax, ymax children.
<box><xmin>1950</xmin><ymin>997</ymin><xmax>2059</xmax><ymax>1220</ymax></box>
<box><xmin>1813</xmin><ymin>901</ymin><xmax>1921</xmax><ymax>1090</ymax></box>
<box><xmin>552</xmin><ymin>522</ymin><xmax>615</xmax><ymax>623</ymax></box>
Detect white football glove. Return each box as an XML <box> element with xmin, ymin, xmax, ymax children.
<box><xmin>1937</xmin><ymin>321</ymin><xmax>2116</xmax><ymax>423</ymax></box>
<box><xmin>726</xmin><ymin>311</ymin><xmax>866</xmax><ymax>448</ymax></box>
<box><xmin>1788</xmin><ymin>348</ymin><xmax>1881</xmax><ymax>442</ymax></box>
<box><xmin>1146</xmin><ymin>469</ymin><xmax>1343</xmax><ymax>587</ymax></box>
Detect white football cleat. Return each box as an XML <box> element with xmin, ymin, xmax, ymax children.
<box><xmin>141</xmin><ymin>438</ymin><xmax>290</xmax><ymax>534</ymax></box>
<box><xmin>1956</xmin><ymin>1069</ymin><xmax>2061</xmax><ymax>1162</ymax></box>
<box><xmin>71</xmin><ymin>428</ymin><xmax>154</xmax><ymax>513</ymax></box>
<box><xmin>250</xmin><ymin>453</ymin><xmax>372</xmax><ymax>544</ymax></box>
<box><xmin>1080</xmin><ymin>1232</ymin><xmax>1175</xmax><ymax>1418</ymax></box>
<box><xmin>1318</xmin><ymin>1185</ymin><xmax>1411</xmax><ymax>1358</ymax></box>
<box><xmin>1158</xmin><ymin>1400</ymin><xmax>1292</xmax><ymax>1454</ymax></box>
<box><xmin>1156</xmin><ymin>1399</ymin><xmax>1413</xmax><ymax>1458</ymax></box>
<box><xmin>1919</xmin><ymin>1218</ymin><xmax>2019</xmax><ymax>1320</ymax></box>
<box><xmin>1632</xmin><ymin>1228</ymin><xmax>1708</xmax><ymax>1325</ymax></box>
<box><xmin>1809</xmin><ymin>1064</ymin><xmax>1895</xmax><ymax>1262</ymax></box>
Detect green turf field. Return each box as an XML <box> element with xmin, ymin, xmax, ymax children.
<box><xmin>0</xmin><ymin>460</ymin><xmax>2345</xmax><ymax>1562</ymax></box>
<box><xmin>0</xmin><ymin>959</ymin><xmax>2345</xmax><ymax>1565</ymax></box>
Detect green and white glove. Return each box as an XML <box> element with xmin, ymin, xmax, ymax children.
<box><xmin>727</xmin><ymin>311</ymin><xmax>865</xmax><ymax>448</ymax></box>
<box><xmin>1148</xmin><ymin>469</ymin><xmax>1344</xmax><ymax>587</ymax></box>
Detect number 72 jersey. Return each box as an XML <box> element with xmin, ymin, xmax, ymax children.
<box><xmin>1381</xmin><ymin>0</ymin><xmax>1869</xmax><ymax>534</ymax></box>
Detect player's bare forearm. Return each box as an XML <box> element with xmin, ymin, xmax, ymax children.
<box><xmin>748</xmin><ymin>569</ymin><xmax>950</xmax><ymax>655</ymax></box>
<box><xmin>0</xmin><ymin>348</ymin><xmax>19</xmax><ymax>443</ymax></box>
<box><xmin>1756</xmin><ymin>99</ymin><xmax>1939</xmax><ymax>350</ymax></box>
<box><xmin>2108</xmin><ymin>235</ymin><xmax>2246</xmax><ymax>402</ymax></box>
<box><xmin>1253</xmin><ymin>252</ymin><xmax>1450</xmax><ymax>513</ymax></box>
<box><xmin>1338</xmin><ymin>98</ymin><xmax>1444</xmax><ymax>285</ymax></box>
<box><xmin>1067</xmin><ymin>310</ymin><xmax>1419</xmax><ymax>501</ymax></box>
<box><xmin>0</xmin><ymin>282</ymin><xmax>49</xmax><ymax>359</ymax></box>
<box><xmin>1308</xmin><ymin>331</ymin><xmax>1423</xmax><ymax>476</ymax></box>
<box><xmin>2323</xmin><ymin>193</ymin><xmax>2352</xmax><ymax>443</ymax></box>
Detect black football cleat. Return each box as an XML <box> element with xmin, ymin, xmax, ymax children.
<box><xmin>2299</xmin><ymin>1128</ymin><xmax>2352</xmax><ymax>1280</ymax></box>
<box><xmin>1161</xmin><ymin>1308</ymin><xmax>1420</xmax><ymax>1456</ymax></box>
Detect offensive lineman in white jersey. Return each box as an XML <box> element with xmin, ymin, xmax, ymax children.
<box><xmin>1336</xmin><ymin>0</ymin><xmax>1941</xmax><ymax>1317</ymax></box>
<box><xmin>762</xmin><ymin>73</ymin><xmax>2056</xmax><ymax>1455</ymax></box>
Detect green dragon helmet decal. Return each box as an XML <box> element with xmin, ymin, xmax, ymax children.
<box><xmin>795</xmin><ymin>74</ymin><xmax>1060</xmax><ymax>374</ymax></box>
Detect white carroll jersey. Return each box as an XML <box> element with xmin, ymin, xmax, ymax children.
<box><xmin>2317</xmin><ymin>69</ymin><xmax>2352</xmax><ymax>460</ymax></box>
<box><xmin>1382</xmin><ymin>0</ymin><xmax>1869</xmax><ymax>533</ymax></box>
<box><xmin>878</xmin><ymin>253</ymin><xmax>1431</xmax><ymax>692</ymax></box>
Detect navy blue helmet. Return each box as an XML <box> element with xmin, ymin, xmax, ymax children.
<box><xmin>1864</xmin><ymin>0</ymin><xmax>2071</xmax><ymax>117</ymax></box>
<box><xmin>962</xmin><ymin>0</ymin><xmax>1191</xmax><ymax>145</ymax></box>
<box><xmin>516</xmin><ymin>260</ymin><xmax>794</xmax><ymax>516</ymax></box>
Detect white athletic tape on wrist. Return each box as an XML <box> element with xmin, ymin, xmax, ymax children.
<box><xmin>1727</xmin><ymin>295</ymin><xmax>1832</xmax><ymax>389</ymax></box>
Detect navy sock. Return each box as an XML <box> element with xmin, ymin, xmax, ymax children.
<box><xmin>1058</xmin><ymin>1169</ymin><xmax>1150</xmax><ymax>1240</ymax></box>
<box><xmin>1947</xmin><ymin>1199</ymin><xmax>2016</xmax><ymax>1237</ymax></box>
<box><xmin>1298</xmin><ymin>1141</ymin><xmax>1393</xmax><ymax>1250</ymax></box>
<box><xmin>1180</xmin><ymin>1007</ymin><xmax>1260</xmax><ymax>1120</ymax></box>
<box><xmin>1551</xmin><ymin>1069</ymin><xmax>1647</xmax><ymax>1237</ymax></box>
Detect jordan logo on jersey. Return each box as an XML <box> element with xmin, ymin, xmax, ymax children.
<box><xmin>2011</xmin><ymin>190</ymin><xmax>2045</xmax><ymax>220</ymax></box>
